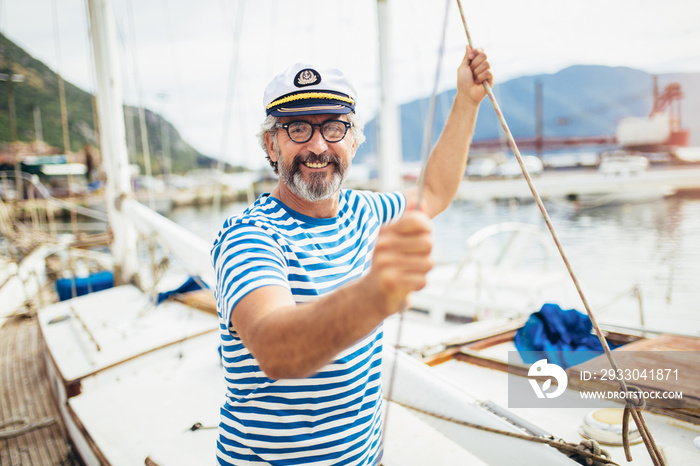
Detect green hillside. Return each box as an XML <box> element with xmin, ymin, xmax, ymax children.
<box><xmin>0</xmin><ymin>32</ymin><xmax>215</xmax><ymax>174</ymax></box>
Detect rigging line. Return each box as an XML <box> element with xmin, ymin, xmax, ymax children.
<box><xmin>396</xmin><ymin>402</ymin><xmax>618</xmax><ymax>465</ymax></box>
<box><xmin>51</xmin><ymin>0</ymin><xmax>79</xmax><ymax>243</ymax></box>
<box><xmin>125</xmin><ymin>0</ymin><xmax>156</xmax><ymax>211</ymax></box>
<box><xmin>407</xmin><ymin>0</ymin><xmax>449</xmax><ymax>149</ymax></box>
<box><xmin>382</xmin><ymin>0</ymin><xmax>451</xmax><ymax>448</ymax></box>
<box><xmin>218</xmin><ymin>0</ymin><xmax>233</xmax><ymax>32</ymax></box>
<box><xmin>212</xmin><ymin>0</ymin><xmax>245</xmax><ymax>232</ymax></box>
<box><xmin>454</xmin><ymin>2</ymin><xmax>664</xmax><ymax>465</ymax></box>
<box><xmin>415</xmin><ymin>2</ymin><xmax>451</xmax><ymax>204</ymax></box>
<box><xmin>217</xmin><ymin>0</ymin><xmax>246</xmax><ymax>161</ymax></box>
<box><xmin>51</xmin><ymin>0</ymin><xmax>71</xmax><ymax>155</ymax></box>
<box><xmin>81</xmin><ymin>0</ymin><xmax>98</xmax><ymax>95</ymax></box>
<box><xmin>264</xmin><ymin>0</ymin><xmax>280</xmax><ymax>80</ymax></box>
<box><xmin>160</xmin><ymin>0</ymin><xmax>193</xmax><ymax>154</ymax></box>
<box><xmin>82</xmin><ymin>0</ymin><xmax>101</xmax><ymax>153</ymax></box>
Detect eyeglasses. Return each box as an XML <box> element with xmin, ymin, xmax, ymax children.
<box><xmin>274</xmin><ymin>120</ymin><xmax>352</xmax><ymax>144</ymax></box>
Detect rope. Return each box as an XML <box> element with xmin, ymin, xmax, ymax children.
<box><xmin>0</xmin><ymin>417</ymin><xmax>56</xmax><ymax>439</ymax></box>
<box><xmin>0</xmin><ymin>192</ymin><xmax>57</xmax><ymax>259</ymax></box>
<box><xmin>382</xmin><ymin>0</ymin><xmax>452</xmax><ymax>449</ymax></box>
<box><xmin>454</xmin><ymin>2</ymin><xmax>665</xmax><ymax>464</ymax></box>
<box><xmin>395</xmin><ymin>402</ymin><xmax>617</xmax><ymax>466</ymax></box>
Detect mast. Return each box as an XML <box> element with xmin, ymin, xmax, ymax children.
<box><xmin>87</xmin><ymin>0</ymin><xmax>138</xmax><ymax>284</ymax></box>
<box><xmin>376</xmin><ymin>0</ymin><xmax>402</xmax><ymax>192</ymax></box>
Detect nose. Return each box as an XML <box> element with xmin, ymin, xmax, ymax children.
<box><xmin>305</xmin><ymin>125</ymin><xmax>329</xmax><ymax>154</ymax></box>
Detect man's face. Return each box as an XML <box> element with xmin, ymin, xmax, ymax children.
<box><xmin>271</xmin><ymin>114</ymin><xmax>355</xmax><ymax>202</ymax></box>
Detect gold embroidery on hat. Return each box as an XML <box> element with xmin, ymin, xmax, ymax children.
<box><xmin>267</xmin><ymin>92</ymin><xmax>355</xmax><ymax>110</ymax></box>
<box><xmin>277</xmin><ymin>104</ymin><xmax>344</xmax><ymax>113</ymax></box>
<box><xmin>296</xmin><ymin>70</ymin><xmax>318</xmax><ymax>85</ymax></box>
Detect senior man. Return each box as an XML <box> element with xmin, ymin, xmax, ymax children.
<box><xmin>212</xmin><ymin>46</ymin><xmax>492</xmax><ymax>465</ymax></box>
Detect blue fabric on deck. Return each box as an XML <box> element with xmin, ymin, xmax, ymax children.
<box><xmin>56</xmin><ymin>271</ymin><xmax>114</xmax><ymax>301</ymax></box>
<box><xmin>514</xmin><ymin>303</ymin><xmax>619</xmax><ymax>368</ymax></box>
<box><xmin>156</xmin><ymin>276</ymin><xmax>209</xmax><ymax>304</ymax></box>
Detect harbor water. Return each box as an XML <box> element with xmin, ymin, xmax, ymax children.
<box><xmin>167</xmin><ymin>190</ymin><xmax>700</xmax><ymax>333</ymax></box>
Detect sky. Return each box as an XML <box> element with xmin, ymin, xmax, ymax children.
<box><xmin>1</xmin><ymin>0</ymin><xmax>699</xmax><ymax>169</ymax></box>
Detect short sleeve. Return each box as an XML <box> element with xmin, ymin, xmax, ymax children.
<box><xmin>355</xmin><ymin>191</ymin><xmax>406</xmax><ymax>224</ymax></box>
<box><xmin>211</xmin><ymin>221</ymin><xmax>289</xmax><ymax>328</ymax></box>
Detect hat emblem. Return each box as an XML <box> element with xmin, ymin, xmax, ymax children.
<box><xmin>295</xmin><ymin>69</ymin><xmax>321</xmax><ymax>87</ymax></box>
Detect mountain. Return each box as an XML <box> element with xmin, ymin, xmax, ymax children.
<box><xmin>357</xmin><ymin>66</ymin><xmax>700</xmax><ymax>163</ymax></box>
<box><xmin>4</xmin><ymin>29</ymin><xmax>697</xmax><ymax>172</ymax></box>
<box><xmin>0</xmin><ymin>32</ymin><xmax>216</xmax><ymax>174</ymax></box>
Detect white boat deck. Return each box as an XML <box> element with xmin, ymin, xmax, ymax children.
<box><xmin>38</xmin><ymin>285</ymin><xmax>584</xmax><ymax>465</ymax></box>
<box><xmin>431</xmin><ymin>357</ymin><xmax>700</xmax><ymax>466</ymax></box>
<box><xmin>382</xmin><ymin>403</ymin><xmax>489</xmax><ymax>465</ymax></box>
<box><xmin>38</xmin><ymin>285</ymin><xmax>221</xmax><ymax>464</ymax></box>
<box><xmin>34</xmin><ymin>271</ymin><xmax>699</xmax><ymax>465</ymax></box>
<box><xmin>385</xmin><ymin>313</ymin><xmax>700</xmax><ymax>465</ymax></box>
<box><xmin>69</xmin><ymin>330</ymin><xmax>223</xmax><ymax>465</ymax></box>
<box><xmin>38</xmin><ymin>285</ymin><xmax>218</xmax><ymax>383</ymax></box>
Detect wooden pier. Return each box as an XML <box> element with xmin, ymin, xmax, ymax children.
<box><xmin>0</xmin><ymin>312</ymin><xmax>79</xmax><ymax>465</ymax></box>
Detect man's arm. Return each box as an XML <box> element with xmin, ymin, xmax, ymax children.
<box><xmin>404</xmin><ymin>46</ymin><xmax>493</xmax><ymax>219</ymax></box>
<box><xmin>230</xmin><ymin>209</ymin><xmax>433</xmax><ymax>380</ymax></box>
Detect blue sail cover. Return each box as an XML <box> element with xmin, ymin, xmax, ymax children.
<box><xmin>514</xmin><ymin>303</ymin><xmax>619</xmax><ymax>368</ymax></box>
<box><xmin>56</xmin><ymin>271</ymin><xmax>114</xmax><ymax>301</ymax></box>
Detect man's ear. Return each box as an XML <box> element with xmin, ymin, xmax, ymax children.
<box><xmin>265</xmin><ymin>132</ymin><xmax>278</xmax><ymax>162</ymax></box>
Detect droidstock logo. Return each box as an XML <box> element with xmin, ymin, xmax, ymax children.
<box><xmin>528</xmin><ymin>359</ymin><xmax>568</xmax><ymax>399</ymax></box>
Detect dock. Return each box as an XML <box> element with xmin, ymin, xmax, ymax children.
<box><xmin>0</xmin><ymin>312</ymin><xmax>78</xmax><ymax>465</ymax></box>
<box><xmin>456</xmin><ymin>166</ymin><xmax>700</xmax><ymax>202</ymax></box>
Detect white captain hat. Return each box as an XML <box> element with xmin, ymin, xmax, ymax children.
<box><xmin>263</xmin><ymin>63</ymin><xmax>357</xmax><ymax>117</ymax></box>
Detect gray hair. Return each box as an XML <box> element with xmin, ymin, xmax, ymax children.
<box><xmin>256</xmin><ymin>112</ymin><xmax>366</xmax><ymax>174</ymax></box>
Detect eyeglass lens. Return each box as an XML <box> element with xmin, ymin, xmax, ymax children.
<box><xmin>287</xmin><ymin>121</ymin><xmax>348</xmax><ymax>143</ymax></box>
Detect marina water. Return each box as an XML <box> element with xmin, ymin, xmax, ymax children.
<box><xmin>168</xmin><ymin>192</ymin><xmax>700</xmax><ymax>333</ymax></box>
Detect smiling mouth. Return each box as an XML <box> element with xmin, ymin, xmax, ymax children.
<box><xmin>304</xmin><ymin>161</ymin><xmax>330</xmax><ymax>169</ymax></box>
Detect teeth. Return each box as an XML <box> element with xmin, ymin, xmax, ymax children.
<box><xmin>305</xmin><ymin>162</ymin><xmax>329</xmax><ymax>168</ymax></box>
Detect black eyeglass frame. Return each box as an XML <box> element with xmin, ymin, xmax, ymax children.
<box><xmin>274</xmin><ymin>120</ymin><xmax>352</xmax><ymax>144</ymax></box>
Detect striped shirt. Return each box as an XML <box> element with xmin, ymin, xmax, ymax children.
<box><xmin>211</xmin><ymin>189</ymin><xmax>406</xmax><ymax>465</ymax></box>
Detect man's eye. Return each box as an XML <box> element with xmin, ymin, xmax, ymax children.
<box><xmin>324</xmin><ymin>123</ymin><xmax>344</xmax><ymax>134</ymax></box>
<box><xmin>289</xmin><ymin>124</ymin><xmax>308</xmax><ymax>135</ymax></box>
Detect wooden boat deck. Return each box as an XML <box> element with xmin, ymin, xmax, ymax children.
<box><xmin>0</xmin><ymin>313</ymin><xmax>79</xmax><ymax>465</ymax></box>
<box><xmin>424</xmin><ymin>322</ymin><xmax>700</xmax><ymax>426</ymax></box>
<box><xmin>568</xmin><ymin>334</ymin><xmax>700</xmax><ymax>424</ymax></box>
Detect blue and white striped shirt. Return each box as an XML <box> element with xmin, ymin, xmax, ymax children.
<box><xmin>211</xmin><ymin>189</ymin><xmax>406</xmax><ymax>465</ymax></box>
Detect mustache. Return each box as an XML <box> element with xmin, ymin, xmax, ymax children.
<box><xmin>291</xmin><ymin>152</ymin><xmax>342</xmax><ymax>171</ymax></box>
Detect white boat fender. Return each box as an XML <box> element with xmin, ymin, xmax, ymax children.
<box><xmin>693</xmin><ymin>436</ymin><xmax>700</xmax><ymax>450</ymax></box>
<box><xmin>579</xmin><ymin>408</ymin><xmax>642</xmax><ymax>446</ymax></box>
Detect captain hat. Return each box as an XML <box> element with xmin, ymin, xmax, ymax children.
<box><xmin>264</xmin><ymin>63</ymin><xmax>357</xmax><ymax>117</ymax></box>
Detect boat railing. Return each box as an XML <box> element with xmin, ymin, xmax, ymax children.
<box><xmin>122</xmin><ymin>198</ymin><xmax>214</xmax><ymax>288</ymax></box>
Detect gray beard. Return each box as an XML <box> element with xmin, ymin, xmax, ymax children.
<box><xmin>279</xmin><ymin>152</ymin><xmax>347</xmax><ymax>202</ymax></box>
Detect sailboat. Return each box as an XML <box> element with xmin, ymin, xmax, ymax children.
<box><xmin>3</xmin><ymin>1</ymin><xmax>698</xmax><ymax>465</ymax></box>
